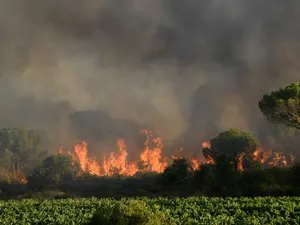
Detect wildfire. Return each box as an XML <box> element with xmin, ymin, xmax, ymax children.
<box><xmin>59</xmin><ymin>129</ymin><xmax>171</xmax><ymax>177</ymax></box>
<box><xmin>102</xmin><ymin>138</ymin><xmax>137</xmax><ymax>176</ymax></box>
<box><xmin>18</xmin><ymin>170</ymin><xmax>28</xmax><ymax>184</ymax></box>
<box><xmin>268</xmin><ymin>152</ymin><xmax>287</xmax><ymax>167</ymax></box>
<box><xmin>57</xmin><ymin>130</ymin><xmax>296</xmax><ymax>178</ymax></box>
<box><xmin>202</xmin><ymin>141</ymin><xmax>211</xmax><ymax>149</ymax></box>
<box><xmin>191</xmin><ymin>158</ymin><xmax>200</xmax><ymax>170</ymax></box>
<box><xmin>237</xmin><ymin>152</ymin><xmax>245</xmax><ymax>171</ymax></box>
<box><xmin>139</xmin><ymin>129</ymin><xmax>167</xmax><ymax>173</ymax></box>
<box><xmin>73</xmin><ymin>141</ymin><xmax>101</xmax><ymax>176</ymax></box>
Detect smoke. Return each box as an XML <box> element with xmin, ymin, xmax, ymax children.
<box><xmin>0</xmin><ymin>0</ymin><xmax>300</xmax><ymax>153</ymax></box>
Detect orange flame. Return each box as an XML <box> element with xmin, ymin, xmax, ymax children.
<box><xmin>237</xmin><ymin>152</ymin><xmax>245</xmax><ymax>171</ymax></box>
<box><xmin>191</xmin><ymin>158</ymin><xmax>200</xmax><ymax>170</ymax></box>
<box><xmin>57</xmin><ymin>130</ymin><xmax>296</xmax><ymax>177</ymax></box>
<box><xmin>73</xmin><ymin>141</ymin><xmax>101</xmax><ymax>176</ymax></box>
<box><xmin>102</xmin><ymin>138</ymin><xmax>137</xmax><ymax>176</ymax></box>
<box><xmin>140</xmin><ymin>129</ymin><xmax>167</xmax><ymax>173</ymax></box>
<box><xmin>18</xmin><ymin>170</ymin><xmax>27</xmax><ymax>184</ymax></box>
<box><xmin>202</xmin><ymin>141</ymin><xmax>211</xmax><ymax>149</ymax></box>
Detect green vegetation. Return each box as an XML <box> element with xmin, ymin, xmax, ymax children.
<box><xmin>28</xmin><ymin>154</ymin><xmax>81</xmax><ymax>190</ymax></box>
<box><xmin>202</xmin><ymin>128</ymin><xmax>260</xmax><ymax>170</ymax></box>
<box><xmin>0</xmin><ymin>127</ymin><xmax>47</xmax><ymax>183</ymax></box>
<box><xmin>259</xmin><ymin>82</ymin><xmax>300</xmax><ymax>129</ymax></box>
<box><xmin>1</xmin><ymin>197</ymin><xmax>300</xmax><ymax>225</ymax></box>
<box><xmin>1</xmin><ymin>83</ymin><xmax>300</xmax><ymax>223</ymax></box>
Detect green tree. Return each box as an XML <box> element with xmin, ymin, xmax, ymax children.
<box><xmin>28</xmin><ymin>154</ymin><xmax>81</xmax><ymax>190</ymax></box>
<box><xmin>203</xmin><ymin>128</ymin><xmax>260</xmax><ymax>171</ymax></box>
<box><xmin>161</xmin><ymin>158</ymin><xmax>194</xmax><ymax>187</ymax></box>
<box><xmin>259</xmin><ymin>82</ymin><xmax>300</xmax><ymax>129</ymax></box>
<box><xmin>0</xmin><ymin>127</ymin><xmax>47</xmax><ymax>178</ymax></box>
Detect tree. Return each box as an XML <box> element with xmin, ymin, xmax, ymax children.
<box><xmin>259</xmin><ymin>82</ymin><xmax>300</xmax><ymax>129</ymax></box>
<box><xmin>28</xmin><ymin>154</ymin><xmax>81</xmax><ymax>190</ymax></box>
<box><xmin>203</xmin><ymin>128</ymin><xmax>260</xmax><ymax>171</ymax></box>
<box><xmin>0</xmin><ymin>127</ymin><xmax>47</xmax><ymax>178</ymax></box>
<box><xmin>161</xmin><ymin>158</ymin><xmax>194</xmax><ymax>187</ymax></box>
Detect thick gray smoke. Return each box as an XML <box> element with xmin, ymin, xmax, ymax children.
<box><xmin>0</xmin><ymin>0</ymin><xmax>300</xmax><ymax>154</ymax></box>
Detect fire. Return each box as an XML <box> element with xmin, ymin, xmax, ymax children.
<box><xmin>57</xmin><ymin>130</ymin><xmax>296</xmax><ymax>178</ymax></box>
<box><xmin>268</xmin><ymin>152</ymin><xmax>287</xmax><ymax>167</ymax></box>
<box><xmin>139</xmin><ymin>129</ymin><xmax>167</xmax><ymax>173</ymax></box>
<box><xmin>237</xmin><ymin>152</ymin><xmax>245</xmax><ymax>171</ymax></box>
<box><xmin>201</xmin><ymin>141</ymin><xmax>215</xmax><ymax>164</ymax></box>
<box><xmin>191</xmin><ymin>158</ymin><xmax>200</xmax><ymax>170</ymax></box>
<box><xmin>59</xmin><ymin>129</ymin><xmax>171</xmax><ymax>177</ymax></box>
<box><xmin>253</xmin><ymin>147</ymin><xmax>293</xmax><ymax>168</ymax></box>
<box><xmin>253</xmin><ymin>148</ymin><xmax>264</xmax><ymax>163</ymax></box>
<box><xmin>18</xmin><ymin>170</ymin><xmax>27</xmax><ymax>184</ymax></box>
<box><xmin>202</xmin><ymin>141</ymin><xmax>211</xmax><ymax>149</ymax></box>
<box><xmin>102</xmin><ymin>138</ymin><xmax>137</xmax><ymax>176</ymax></box>
<box><xmin>72</xmin><ymin>141</ymin><xmax>101</xmax><ymax>176</ymax></box>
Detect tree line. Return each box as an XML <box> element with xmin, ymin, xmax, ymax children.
<box><xmin>1</xmin><ymin>82</ymin><xmax>300</xmax><ymax>199</ymax></box>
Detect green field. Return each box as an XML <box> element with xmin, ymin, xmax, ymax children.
<box><xmin>0</xmin><ymin>197</ymin><xmax>300</xmax><ymax>225</ymax></box>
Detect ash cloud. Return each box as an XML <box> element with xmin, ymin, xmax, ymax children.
<box><xmin>0</xmin><ymin>0</ymin><xmax>300</xmax><ymax>154</ymax></box>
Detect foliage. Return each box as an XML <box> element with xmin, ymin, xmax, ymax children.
<box><xmin>90</xmin><ymin>198</ymin><xmax>168</xmax><ymax>225</ymax></box>
<box><xmin>0</xmin><ymin>127</ymin><xmax>47</xmax><ymax>177</ymax></box>
<box><xmin>203</xmin><ymin>128</ymin><xmax>260</xmax><ymax>170</ymax></box>
<box><xmin>27</xmin><ymin>154</ymin><xmax>81</xmax><ymax>190</ymax></box>
<box><xmin>259</xmin><ymin>82</ymin><xmax>300</xmax><ymax>129</ymax></box>
<box><xmin>161</xmin><ymin>158</ymin><xmax>194</xmax><ymax>187</ymax></box>
<box><xmin>1</xmin><ymin>197</ymin><xmax>300</xmax><ymax>224</ymax></box>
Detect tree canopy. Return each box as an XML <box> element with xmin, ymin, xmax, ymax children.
<box><xmin>0</xmin><ymin>127</ymin><xmax>47</xmax><ymax>177</ymax></box>
<box><xmin>202</xmin><ymin>128</ymin><xmax>260</xmax><ymax>170</ymax></box>
<box><xmin>259</xmin><ymin>82</ymin><xmax>300</xmax><ymax>129</ymax></box>
<box><xmin>28</xmin><ymin>154</ymin><xmax>81</xmax><ymax>190</ymax></box>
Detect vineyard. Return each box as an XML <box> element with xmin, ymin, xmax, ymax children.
<box><xmin>1</xmin><ymin>197</ymin><xmax>300</xmax><ymax>225</ymax></box>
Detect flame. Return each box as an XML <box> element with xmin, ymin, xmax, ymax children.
<box><xmin>73</xmin><ymin>141</ymin><xmax>101</xmax><ymax>176</ymax></box>
<box><xmin>268</xmin><ymin>152</ymin><xmax>287</xmax><ymax>167</ymax></box>
<box><xmin>191</xmin><ymin>158</ymin><xmax>200</xmax><ymax>170</ymax></box>
<box><xmin>254</xmin><ymin>147</ymin><xmax>293</xmax><ymax>168</ymax></box>
<box><xmin>237</xmin><ymin>152</ymin><xmax>245</xmax><ymax>171</ymax></box>
<box><xmin>57</xmin><ymin>130</ymin><xmax>296</xmax><ymax>178</ymax></box>
<box><xmin>201</xmin><ymin>141</ymin><xmax>215</xmax><ymax>164</ymax></box>
<box><xmin>202</xmin><ymin>141</ymin><xmax>211</xmax><ymax>149</ymax></box>
<box><xmin>253</xmin><ymin>148</ymin><xmax>264</xmax><ymax>163</ymax></box>
<box><xmin>102</xmin><ymin>138</ymin><xmax>137</xmax><ymax>176</ymax></box>
<box><xmin>18</xmin><ymin>170</ymin><xmax>27</xmax><ymax>184</ymax></box>
<box><xmin>139</xmin><ymin>129</ymin><xmax>167</xmax><ymax>173</ymax></box>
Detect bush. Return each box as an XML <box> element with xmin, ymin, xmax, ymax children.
<box><xmin>89</xmin><ymin>198</ymin><xmax>168</xmax><ymax>225</ymax></box>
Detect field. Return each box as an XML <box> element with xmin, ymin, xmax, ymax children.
<box><xmin>1</xmin><ymin>197</ymin><xmax>300</xmax><ymax>225</ymax></box>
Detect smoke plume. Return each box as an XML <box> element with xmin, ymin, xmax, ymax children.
<box><xmin>0</xmin><ymin>0</ymin><xmax>300</xmax><ymax>154</ymax></box>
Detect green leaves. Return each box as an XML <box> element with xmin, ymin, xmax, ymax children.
<box><xmin>203</xmin><ymin>128</ymin><xmax>260</xmax><ymax>171</ymax></box>
<box><xmin>0</xmin><ymin>197</ymin><xmax>300</xmax><ymax>224</ymax></box>
<box><xmin>259</xmin><ymin>82</ymin><xmax>300</xmax><ymax>129</ymax></box>
<box><xmin>0</xmin><ymin>127</ymin><xmax>47</xmax><ymax>178</ymax></box>
<box><xmin>28</xmin><ymin>154</ymin><xmax>81</xmax><ymax>190</ymax></box>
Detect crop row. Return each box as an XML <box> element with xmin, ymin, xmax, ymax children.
<box><xmin>1</xmin><ymin>197</ymin><xmax>300</xmax><ymax>224</ymax></box>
